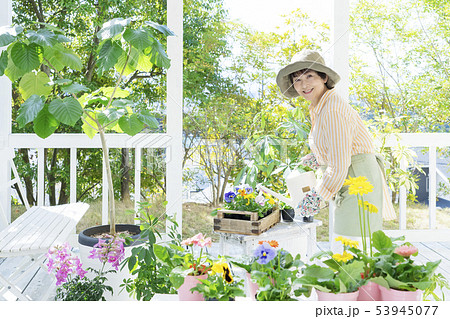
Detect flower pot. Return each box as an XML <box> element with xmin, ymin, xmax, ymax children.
<box><xmin>316</xmin><ymin>289</ymin><xmax>359</xmax><ymax>301</ymax></box>
<box><xmin>78</xmin><ymin>224</ymin><xmax>142</xmax><ymax>301</ymax></box>
<box><xmin>378</xmin><ymin>285</ymin><xmax>423</xmax><ymax>301</ymax></box>
<box><xmin>178</xmin><ymin>274</ymin><xmax>207</xmax><ymax>301</ymax></box>
<box><xmin>303</xmin><ymin>216</ymin><xmax>314</xmax><ymax>223</ymax></box>
<box><xmin>281</xmin><ymin>209</ymin><xmax>295</xmax><ymax>222</ymax></box>
<box><xmin>246</xmin><ymin>272</ymin><xmax>259</xmax><ymax>301</ymax></box>
<box><xmin>357</xmin><ymin>281</ymin><xmax>381</xmax><ymax>301</ymax></box>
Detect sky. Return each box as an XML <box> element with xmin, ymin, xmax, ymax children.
<box><xmin>223</xmin><ymin>0</ymin><xmax>333</xmax><ymax>33</ymax></box>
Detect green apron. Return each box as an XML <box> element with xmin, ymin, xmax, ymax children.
<box><xmin>332</xmin><ymin>153</ymin><xmax>384</xmax><ymax>237</ymax></box>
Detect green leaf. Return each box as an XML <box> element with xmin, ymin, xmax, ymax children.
<box><xmin>26</xmin><ymin>29</ymin><xmax>59</xmax><ymax>47</ymax></box>
<box><xmin>123</xmin><ymin>28</ymin><xmax>153</xmax><ymax>51</ymax></box>
<box><xmin>17</xmin><ymin>95</ymin><xmax>45</xmax><ymax>128</ymax></box>
<box><xmin>43</xmin><ymin>44</ymin><xmax>82</xmax><ymax>71</ymax></box>
<box><xmin>144</xmin><ymin>21</ymin><xmax>175</xmax><ymax>36</ymax></box>
<box><xmin>48</xmin><ymin>97</ymin><xmax>83</xmax><ymax>126</ymax></box>
<box><xmin>99</xmin><ymin>87</ymin><xmax>130</xmax><ymax>99</ymax></box>
<box><xmin>145</xmin><ymin>40</ymin><xmax>170</xmax><ymax>69</ymax></box>
<box><xmin>0</xmin><ymin>25</ymin><xmax>22</xmax><ymax>47</ymax></box>
<box><xmin>302</xmin><ymin>265</ymin><xmax>335</xmax><ymax>280</ymax></box>
<box><xmin>81</xmin><ymin>111</ymin><xmax>99</xmax><ymax>139</ymax></box>
<box><xmin>138</xmin><ymin>110</ymin><xmax>159</xmax><ymax>129</ymax></box>
<box><xmin>33</xmin><ymin>106</ymin><xmax>59</xmax><ymax>138</ymax></box>
<box><xmin>136</xmin><ymin>51</ymin><xmax>153</xmax><ymax>72</ymax></box>
<box><xmin>97</xmin><ymin>18</ymin><xmax>131</xmax><ymax>40</ymax></box>
<box><xmin>118</xmin><ymin>114</ymin><xmax>145</xmax><ymax>136</ymax></box>
<box><xmin>97</xmin><ymin>39</ymin><xmax>124</xmax><ymax>74</ymax></box>
<box><xmin>0</xmin><ymin>50</ymin><xmax>8</xmax><ymax>76</ymax></box>
<box><xmin>115</xmin><ymin>46</ymin><xmax>139</xmax><ymax>76</ymax></box>
<box><xmin>372</xmin><ymin>230</ymin><xmax>393</xmax><ymax>252</ymax></box>
<box><xmin>61</xmin><ymin>82</ymin><xmax>90</xmax><ymax>94</ymax></box>
<box><xmin>18</xmin><ymin>71</ymin><xmax>52</xmax><ymax>100</ymax></box>
<box><xmin>11</xmin><ymin>42</ymin><xmax>43</xmax><ymax>72</ymax></box>
<box><xmin>97</xmin><ymin>108</ymin><xmax>125</xmax><ymax>127</ymax></box>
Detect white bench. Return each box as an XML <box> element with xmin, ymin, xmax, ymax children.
<box><xmin>0</xmin><ymin>202</ymin><xmax>89</xmax><ymax>300</ymax></box>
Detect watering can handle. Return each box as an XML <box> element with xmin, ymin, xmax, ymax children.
<box><xmin>258</xmin><ymin>185</ymin><xmax>295</xmax><ymax>207</ymax></box>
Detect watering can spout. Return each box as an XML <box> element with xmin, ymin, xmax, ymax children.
<box><xmin>258</xmin><ymin>170</ymin><xmax>317</xmax><ymax>212</ymax></box>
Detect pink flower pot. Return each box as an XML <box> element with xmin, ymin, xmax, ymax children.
<box><xmin>358</xmin><ymin>281</ymin><xmax>381</xmax><ymax>301</ymax></box>
<box><xmin>177</xmin><ymin>274</ymin><xmax>207</xmax><ymax>301</ymax></box>
<box><xmin>379</xmin><ymin>285</ymin><xmax>423</xmax><ymax>301</ymax></box>
<box><xmin>316</xmin><ymin>289</ymin><xmax>359</xmax><ymax>301</ymax></box>
<box><xmin>246</xmin><ymin>272</ymin><xmax>259</xmax><ymax>300</ymax></box>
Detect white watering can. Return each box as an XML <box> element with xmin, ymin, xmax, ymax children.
<box><xmin>259</xmin><ymin>170</ymin><xmax>317</xmax><ymax>215</ymax></box>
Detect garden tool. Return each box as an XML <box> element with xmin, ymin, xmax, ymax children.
<box><xmin>258</xmin><ymin>170</ymin><xmax>317</xmax><ymax>215</ymax></box>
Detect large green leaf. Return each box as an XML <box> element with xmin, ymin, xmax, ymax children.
<box><xmin>138</xmin><ymin>110</ymin><xmax>159</xmax><ymax>129</ymax></box>
<box><xmin>97</xmin><ymin>39</ymin><xmax>124</xmax><ymax>74</ymax></box>
<box><xmin>372</xmin><ymin>230</ymin><xmax>393</xmax><ymax>252</ymax></box>
<box><xmin>99</xmin><ymin>87</ymin><xmax>130</xmax><ymax>99</ymax></box>
<box><xmin>302</xmin><ymin>265</ymin><xmax>335</xmax><ymax>280</ymax></box>
<box><xmin>0</xmin><ymin>50</ymin><xmax>7</xmax><ymax>76</ymax></box>
<box><xmin>81</xmin><ymin>111</ymin><xmax>99</xmax><ymax>139</ymax></box>
<box><xmin>33</xmin><ymin>106</ymin><xmax>59</xmax><ymax>139</ymax></box>
<box><xmin>145</xmin><ymin>40</ymin><xmax>170</xmax><ymax>69</ymax></box>
<box><xmin>144</xmin><ymin>21</ymin><xmax>175</xmax><ymax>36</ymax></box>
<box><xmin>118</xmin><ymin>114</ymin><xmax>145</xmax><ymax>136</ymax></box>
<box><xmin>16</xmin><ymin>95</ymin><xmax>45</xmax><ymax>128</ymax></box>
<box><xmin>97</xmin><ymin>18</ymin><xmax>131</xmax><ymax>40</ymax></box>
<box><xmin>123</xmin><ymin>28</ymin><xmax>153</xmax><ymax>51</ymax></box>
<box><xmin>43</xmin><ymin>44</ymin><xmax>82</xmax><ymax>71</ymax></box>
<box><xmin>10</xmin><ymin>42</ymin><xmax>43</xmax><ymax>72</ymax></box>
<box><xmin>115</xmin><ymin>46</ymin><xmax>139</xmax><ymax>76</ymax></box>
<box><xmin>97</xmin><ymin>108</ymin><xmax>125</xmax><ymax>128</ymax></box>
<box><xmin>26</xmin><ymin>29</ymin><xmax>59</xmax><ymax>47</ymax></box>
<box><xmin>61</xmin><ymin>82</ymin><xmax>90</xmax><ymax>94</ymax></box>
<box><xmin>18</xmin><ymin>71</ymin><xmax>52</xmax><ymax>100</ymax></box>
<box><xmin>136</xmin><ymin>51</ymin><xmax>153</xmax><ymax>72</ymax></box>
<box><xmin>0</xmin><ymin>25</ymin><xmax>23</xmax><ymax>47</ymax></box>
<box><xmin>48</xmin><ymin>97</ymin><xmax>83</xmax><ymax>126</ymax></box>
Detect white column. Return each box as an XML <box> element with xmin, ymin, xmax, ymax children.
<box><xmin>328</xmin><ymin>0</ymin><xmax>350</xmax><ymax>244</ymax></box>
<box><xmin>429</xmin><ymin>146</ymin><xmax>437</xmax><ymax>229</ymax></box>
<box><xmin>331</xmin><ymin>0</ymin><xmax>350</xmax><ymax>102</ymax></box>
<box><xmin>166</xmin><ymin>0</ymin><xmax>183</xmax><ymax>234</ymax></box>
<box><xmin>0</xmin><ymin>0</ymin><xmax>12</xmax><ymax>229</ymax></box>
<box><xmin>70</xmin><ymin>148</ymin><xmax>77</xmax><ymax>203</ymax></box>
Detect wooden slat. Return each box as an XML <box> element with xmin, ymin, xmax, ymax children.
<box><xmin>413</xmin><ymin>242</ymin><xmax>450</xmax><ymax>278</ymax></box>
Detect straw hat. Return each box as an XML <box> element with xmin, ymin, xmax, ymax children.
<box><xmin>276</xmin><ymin>50</ymin><xmax>341</xmax><ymax>98</ymax></box>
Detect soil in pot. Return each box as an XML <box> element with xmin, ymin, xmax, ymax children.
<box><xmin>224</xmin><ymin>208</ymin><xmax>274</xmax><ymax>221</ymax></box>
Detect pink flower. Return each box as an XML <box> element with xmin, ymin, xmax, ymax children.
<box><xmin>394</xmin><ymin>245</ymin><xmax>418</xmax><ymax>258</ymax></box>
<box><xmin>198</xmin><ymin>237</ymin><xmax>212</xmax><ymax>248</ymax></box>
<box><xmin>182</xmin><ymin>233</ymin><xmax>212</xmax><ymax>248</ymax></box>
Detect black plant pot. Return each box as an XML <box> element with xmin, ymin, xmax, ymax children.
<box><xmin>302</xmin><ymin>216</ymin><xmax>314</xmax><ymax>223</ymax></box>
<box><xmin>281</xmin><ymin>209</ymin><xmax>295</xmax><ymax>222</ymax></box>
<box><xmin>78</xmin><ymin>224</ymin><xmax>142</xmax><ymax>248</ymax></box>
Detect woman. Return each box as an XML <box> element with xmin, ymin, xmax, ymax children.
<box><xmin>276</xmin><ymin>50</ymin><xmax>395</xmax><ymax>248</ymax></box>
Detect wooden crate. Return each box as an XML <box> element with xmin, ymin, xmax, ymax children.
<box><xmin>213</xmin><ymin>208</ymin><xmax>280</xmax><ymax>236</ymax></box>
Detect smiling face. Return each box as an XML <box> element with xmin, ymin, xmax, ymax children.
<box><xmin>292</xmin><ymin>70</ymin><xmax>329</xmax><ymax>106</ymax></box>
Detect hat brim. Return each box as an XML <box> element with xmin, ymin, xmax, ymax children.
<box><xmin>276</xmin><ymin>61</ymin><xmax>341</xmax><ymax>98</ymax></box>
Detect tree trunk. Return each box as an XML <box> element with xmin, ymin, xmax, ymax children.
<box><xmin>18</xmin><ymin>149</ymin><xmax>36</xmax><ymax>206</ymax></box>
<box><xmin>120</xmin><ymin>148</ymin><xmax>131</xmax><ymax>202</ymax></box>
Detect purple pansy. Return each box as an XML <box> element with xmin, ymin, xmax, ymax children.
<box><xmin>224</xmin><ymin>191</ymin><xmax>236</xmax><ymax>203</ymax></box>
<box><xmin>254</xmin><ymin>242</ymin><xmax>277</xmax><ymax>264</ymax></box>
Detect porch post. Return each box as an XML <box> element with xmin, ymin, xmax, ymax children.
<box><xmin>329</xmin><ymin>0</ymin><xmax>350</xmax><ymax>244</ymax></box>
<box><xmin>0</xmin><ymin>0</ymin><xmax>12</xmax><ymax>230</ymax></box>
<box><xmin>166</xmin><ymin>0</ymin><xmax>183</xmax><ymax>234</ymax></box>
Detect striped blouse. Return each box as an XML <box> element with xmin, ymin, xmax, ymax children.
<box><xmin>308</xmin><ymin>89</ymin><xmax>396</xmax><ymax>220</ymax></box>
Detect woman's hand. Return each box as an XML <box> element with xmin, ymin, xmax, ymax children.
<box><xmin>300</xmin><ymin>153</ymin><xmax>319</xmax><ymax>170</ymax></box>
<box><xmin>297</xmin><ymin>188</ymin><xmax>322</xmax><ymax>217</ymax></box>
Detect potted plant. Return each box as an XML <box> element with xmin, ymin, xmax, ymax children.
<box><xmin>46</xmin><ymin>239</ymin><xmax>124</xmax><ymax>300</ymax></box>
<box><xmin>121</xmin><ymin>201</ymin><xmax>181</xmax><ymax>300</ymax></box>
<box><xmin>371</xmin><ymin>230</ymin><xmax>445</xmax><ymax>301</ymax></box>
<box><xmin>191</xmin><ymin>261</ymin><xmax>245</xmax><ymax>301</ymax></box>
<box><xmin>246</xmin><ymin>240</ymin><xmax>309</xmax><ymax>301</ymax></box>
<box><xmin>155</xmin><ymin>233</ymin><xmax>213</xmax><ymax>301</ymax></box>
<box><xmin>296</xmin><ymin>237</ymin><xmax>365</xmax><ymax>301</ymax></box>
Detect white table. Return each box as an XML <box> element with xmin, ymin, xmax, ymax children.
<box><xmin>0</xmin><ymin>203</ymin><xmax>89</xmax><ymax>300</ymax></box>
<box><xmin>217</xmin><ymin>218</ymin><xmax>322</xmax><ymax>258</ymax></box>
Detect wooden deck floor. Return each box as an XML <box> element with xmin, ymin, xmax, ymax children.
<box><xmin>1</xmin><ymin>241</ymin><xmax>450</xmax><ymax>301</ymax></box>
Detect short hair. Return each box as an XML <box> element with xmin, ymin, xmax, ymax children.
<box><xmin>290</xmin><ymin>69</ymin><xmax>328</xmax><ymax>83</ymax></box>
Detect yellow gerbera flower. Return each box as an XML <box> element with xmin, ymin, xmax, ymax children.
<box><xmin>332</xmin><ymin>251</ymin><xmax>354</xmax><ymax>263</ymax></box>
<box><xmin>344</xmin><ymin>176</ymin><xmax>374</xmax><ymax>196</ymax></box>
<box><xmin>335</xmin><ymin>236</ymin><xmax>359</xmax><ymax>249</ymax></box>
<box><xmin>358</xmin><ymin>200</ymin><xmax>379</xmax><ymax>213</ymax></box>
